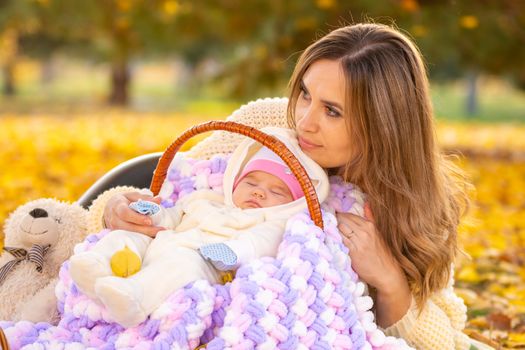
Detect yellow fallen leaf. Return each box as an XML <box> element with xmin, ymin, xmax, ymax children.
<box><xmin>457</xmin><ymin>265</ymin><xmax>481</xmax><ymax>283</ymax></box>
<box><xmin>455</xmin><ymin>287</ymin><xmax>479</xmax><ymax>306</ymax></box>
<box><xmin>469</xmin><ymin>316</ymin><xmax>489</xmax><ymax>329</ymax></box>
<box><xmin>506</xmin><ymin>332</ymin><xmax>525</xmax><ymax>347</ymax></box>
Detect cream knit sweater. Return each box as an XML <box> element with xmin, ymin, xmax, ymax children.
<box><xmin>86</xmin><ymin>97</ymin><xmax>485</xmax><ymax>350</ymax></box>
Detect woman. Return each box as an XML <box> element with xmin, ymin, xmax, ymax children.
<box><xmin>92</xmin><ymin>23</ymin><xmax>486</xmax><ymax>349</ymax></box>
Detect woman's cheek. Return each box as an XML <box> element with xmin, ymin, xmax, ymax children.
<box><xmin>294</xmin><ymin>107</ymin><xmax>305</xmax><ymax>126</ymax></box>
<box><xmin>329</xmin><ymin>126</ymin><xmax>354</xmax><ymax>167</ymax></box>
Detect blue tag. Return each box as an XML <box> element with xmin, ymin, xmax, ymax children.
<box><xmin>129</xmin><ymin>200</ymin><xmax>160</xmax><ymax>216</ymax></box>
<box><xmin>199</xmin><ymin>243</ymin><xmax>238</xmax><ymax>271</ymax></box>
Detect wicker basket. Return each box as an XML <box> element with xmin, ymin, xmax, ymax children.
<box><xmin>150</xmin><ymin>121</ymin><xmax>324</xmax><ymax>229</ymax></box>
<box><xmin>0</xmin><ymin>121</ymin><xmax>324</xmax><ymax>350</ymax></box>
<box><xmin>0</xmin><ymin>328</ymin><xmax>7</xmax><ymax>350</ymax></box>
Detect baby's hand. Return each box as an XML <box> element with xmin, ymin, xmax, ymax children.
<box><xmin>199</xmin><ymin>243</ymin><xmax>237</xmax><ymax>271</ymax></box>
<box><xmin>129</xmin><ymin>200</ymin><xmax>161</xmax><ymax>216</ymax></box>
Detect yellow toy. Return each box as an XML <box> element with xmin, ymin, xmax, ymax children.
<box><xmin>110</xmin><ymin>245</ymin><xmax>141</xmax><ymax>277</ymax></box>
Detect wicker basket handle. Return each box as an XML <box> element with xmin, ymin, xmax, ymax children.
<box><xmin>150</xmin><ymin>121</ymin><xmax>324</xmax><ymax>230</ymax></box>
<box><xmin>0</xmin><ymin>326</ymin><xmax>8</xmax><ymax>350</ymax></box>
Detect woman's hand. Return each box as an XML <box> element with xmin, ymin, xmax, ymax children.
<box><xmin>336</xmin><ymin>204</ymin><xmax>412</xmax><ymax>327</ymax></box>
<box><xmin>336</xmin><ymin>205</ymin><xmax>404</xmax><ymax>290</ymax></box>
<box><xmin>103</xmin><ymin>192</ymin><xmax>164</xmax><ymax>237</ymax></box>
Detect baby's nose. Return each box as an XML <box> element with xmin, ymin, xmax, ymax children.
<box><xmin>252</xmin><ymin>188</ymin><xmax>265</xmax><ymax>199</ymax></box>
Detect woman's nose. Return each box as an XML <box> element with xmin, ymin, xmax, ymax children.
<box><xmin>297</xmin><ymin>106</ymin><xmax>319</xmax><ymax>133</ymax></box>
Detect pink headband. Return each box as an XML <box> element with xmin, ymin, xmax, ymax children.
<box><xmin>234</xmin><ymin>147</ymin><xmax>304</xmax><ymax>200</ymax></box>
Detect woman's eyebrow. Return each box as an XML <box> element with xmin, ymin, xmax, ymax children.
<box><xmin>301</xmin><ymin>79</ymin><xmax>343</xmax><ymax>111</ymax></box>
<box><xmin>322</xmin><ymin>99</ymin><xmax>343</xmax><ymax>111</ymax></box>
<box><xmin>300</xmin><ymin>79</ymin><xmax>308</xmax><ymax>92</ymax></box>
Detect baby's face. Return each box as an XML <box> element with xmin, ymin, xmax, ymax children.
<box><xmin>233</xmin><ymin>171</ymin><xmax>294</xmax><ymax>209</ymax></box>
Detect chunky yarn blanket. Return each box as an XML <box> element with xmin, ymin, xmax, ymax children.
<box><xmin>1</xmin><ymin>154</ymin><xmax>413</xmax><ymax>350</ymax></box>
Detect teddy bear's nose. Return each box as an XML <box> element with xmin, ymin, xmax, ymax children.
<box><xmin>29</xmin><ymin>208</ymin><xmax>49</xmax><ymax>218</ymax></box>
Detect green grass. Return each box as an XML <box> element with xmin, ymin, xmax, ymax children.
<box><xmin>432</xmin><ymin>79</ymin><xmax>525</xmax><ymax>123</ymax></box>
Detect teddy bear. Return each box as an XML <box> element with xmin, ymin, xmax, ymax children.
<box><xmin>0</xmin><ymin>198</ymin><xmax>89</xmax><ymax>324</ymax></box>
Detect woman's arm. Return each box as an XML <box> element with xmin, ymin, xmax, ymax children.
<box><xmin>383</xmin><ymin>280</ymin><xmax>473</xmax><ymax>350</ymax></box>
<box><xmin>337</xmin><ymin>210</ymin><xmax>473</xmax><ymax>349</ymax></box>
<box><xmin>374</xmin><ymin>271</ymin><xmax>412</xmax><ymax>327</ymax></box>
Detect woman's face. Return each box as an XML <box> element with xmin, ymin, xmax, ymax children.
<box><xmin>294</xmin><ymin>59</ymin><xmax>353</xmax><ymax>169</ymax></box>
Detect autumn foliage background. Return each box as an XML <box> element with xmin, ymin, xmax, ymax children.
<box><xmin>1</xmin><ymin>0</ymin><xmax>525</xmax><ymax>348</ymax></box>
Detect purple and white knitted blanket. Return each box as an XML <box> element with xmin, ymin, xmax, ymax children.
<box><xmin>1</xmin><ymin>154</ymin><xmax>413</xmax><ymax>350</ymax></box>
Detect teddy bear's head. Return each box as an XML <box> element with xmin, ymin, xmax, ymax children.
<box><xmin>3</xmin><ymin>198</ymin><xmax>89</xmax><ymax>267</ymax></box>
<box><xmin>18</xmin><ymin>207</ymin><xmax>60</xmax><ymax>247</ymax></box>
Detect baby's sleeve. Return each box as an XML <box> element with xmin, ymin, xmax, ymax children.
<box><xmin>150</xmin><ymin>204</ymin><xmax>184</xmax><ymax>229</ymax></box>
<box><xmin>223</xmin><ymin>221</ymin><xmax>285</xmax><ymax>267</ymax></box>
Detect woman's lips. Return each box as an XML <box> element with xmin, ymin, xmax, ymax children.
<box><xmin>298</xmin><ymin>136</ymin><xmax>321</xmax><ymax>150</ymax></box>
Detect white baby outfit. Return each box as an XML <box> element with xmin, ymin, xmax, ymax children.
<box><xmin>69</xmin><ymin>127</ymin><xmax>330</xmax><ymax>327</ymax></box>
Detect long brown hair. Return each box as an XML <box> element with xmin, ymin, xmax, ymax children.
<box><xmin>287</xmin><ymin>23</ymin><xmax>470</xmax><ymax>307</ymax></box>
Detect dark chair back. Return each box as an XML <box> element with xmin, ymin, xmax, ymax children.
<box><xmin>77</xmin><ymin>152</ymin><xmax>162</xmax><ymax>208</ymax></box>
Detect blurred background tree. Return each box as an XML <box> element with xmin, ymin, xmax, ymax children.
<box><xmin>0</xmin><ymin>0</ymin><xmax>523</xmax><ymax>116</ymax></box>
<box><xmin>395</xmin><ymin>0</ymin><xmax>525</xmax><ymax>115</ymax></box>
<box><xmin>0</xmin><ymin>0</ymin><xmax>43</xmax><ymax>96</ymax></box>
<box><xmin>29</xmin><ymin>0</ymin><xmax>182</xmax><ymax>105</ymax></box>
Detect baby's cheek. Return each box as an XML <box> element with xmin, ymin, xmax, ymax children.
<box><xmin>231</xmin><ymin>189</ymin><xmax>243</xmax><ymax>207</ymax></box>
<box><xmin>277</xmin><ymin>195</ymin><xmax>294</xmax><ymax>206</ymax></box>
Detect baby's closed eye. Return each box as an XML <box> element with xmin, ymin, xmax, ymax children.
<box><xmin>270</xmin><ymin>188</ymin><xmax>287</xmax><ymax>196</ymax></box>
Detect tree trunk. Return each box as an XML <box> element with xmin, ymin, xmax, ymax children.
<box><xmin>466</xmin><ymin>71</ymin><xmax>478</xmax><ymax>117</ymax></box>
<box><xmin>40</xmin><ymin>59</ymin><xmax>55</xmax><ymax>85</ymax></box>
<box><xmin>108</xmin><ymin>60</ymin><xmax>130</xmax><ymax>106</ymax></box>
<box><xmin>2</xmin><ymin>63</ymin><xmax>16</xmax><ymax>96</ymax></box>
<box><xmin>1</xmin><ymin>28</ymin><xmax>18</xmax><ymax>96</ymax></box>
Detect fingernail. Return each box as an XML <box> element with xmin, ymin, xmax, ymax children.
<box><xmin>144</xmin><ymin>219</ymin><xmax>152</xmax><ymax>225</ymax></box>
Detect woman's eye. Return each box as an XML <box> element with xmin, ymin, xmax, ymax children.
<box><xmin>300</xmin><ymin>86</ymin><xmax>310</xmax><ymax>100</ymax></box>
<box><xmin>325</xmin><ymin>106</ymin><xmax>341</xmax><ymax>118</ymax></box>
<box><xmin>246</xmin><ymin>182</ymin><xmax>256</xmax><ymax>186</ymax></box>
